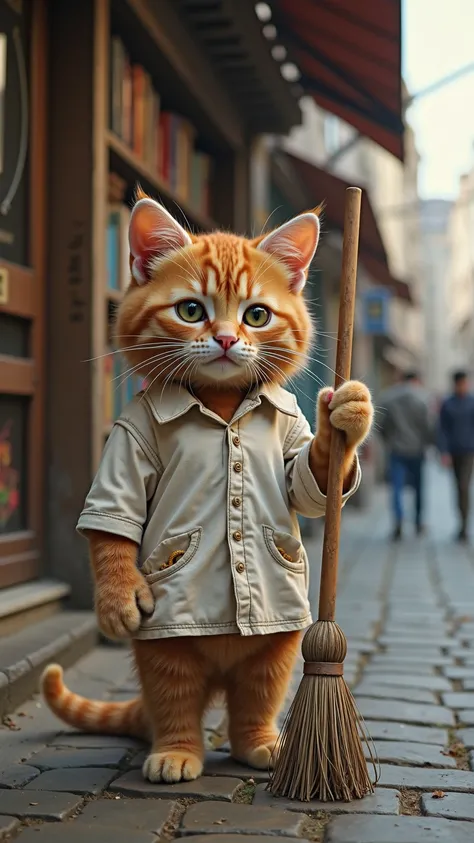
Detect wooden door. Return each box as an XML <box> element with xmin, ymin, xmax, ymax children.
<box><xmin>0</xmin><ymin>0</ymin><xmax>46</xmax><ymax>588</ymax></box>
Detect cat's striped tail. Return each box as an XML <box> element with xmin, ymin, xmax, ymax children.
<box><xmin>41</xmin><ymin>664</ymin><xmax>148</xmax><ymax>739</ymax></box>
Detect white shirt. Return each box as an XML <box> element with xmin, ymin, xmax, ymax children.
<box><xmin>77</xmin><ymin>384</ymin><xmax>361</xmax><ymax>638</ymax></box>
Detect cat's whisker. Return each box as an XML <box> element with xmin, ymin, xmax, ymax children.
<box><xmin>109</xmin><ymin>350</ymin><xmax>185</xmax><ymax>388</ymax></box>
<box><xmin>114</xmin><ymin>334</ymin><xmax>189</xmax><ymax>342</ymax></box>
<box><xmin>261</xmin><ymin>353</ymin><xmax>327</xmax><ymax>388</ymax></box>
<box><xmin>84</xmin><ymin>342</ymin><xmax>186</xmax><ymax>363</ymax></box>
<box><xmin>257</xmin><ymin>205</ymin><xmax>284</xmax><ymax>238</ymax></box>
<box><xmin>144</xmin><ymin>355</ymin><xmax>187</xmax><ymax>403</ymax></box>
<box><xmin>115</xmin><ymin>349</ymin><xmax>188</xmax><ymax>389</ymax></box>
<box><xmin>258</xmin><ymin>344</ymin><xmax>342</xmax><ymax>375</ymax></box>
<box><xmin>257</xmin><ymin>356</ymin><xmax>320</xmax><ymax>402</ymax></box>
<box><xmin>153</xmin><ymin>248</ymin><xmax>200</xmax><ymax>285</ymax></box>
<box><xmin>113</xmin><ymin>355</ymin><xmax>161</xmax><ymax>388</ymax></box>
<box><xmin>160</xmin><ymin>352</ymin><xmax>195</xmax><ymax>398</ymax></box>
<box><xmin>159</xmin><ymin>237</ymin><xmax>204</xmax><ymax>282</ymax></box>
<box><xmin>251</xmin><ymin>253</ymin><xmax>278</xmax><ymax>288</ymax></box>
<box><xmin>181</xmin><ymin>355</ymin><xmax>199</xmax><ymax>393</ymax></box>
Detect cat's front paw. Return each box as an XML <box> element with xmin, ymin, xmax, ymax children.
<box><xmin>328</xmin><ymin>380</ymin><xmax>373</xmax><ymax>446</ymax></box>
<box><xmin>95</xmin><ymin>573</ymin><xmax>155</xmax><ymax>640</ymax></box>
<box><xmin>143</xmin><ymin>750</ymin><xmax>203</xmax><ymax>782</ymax></box>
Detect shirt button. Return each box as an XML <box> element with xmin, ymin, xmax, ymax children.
<box><xmin>233</xmin><ymin>462</ymin><xmax>242</xmax><ymax>473</ymax></box>
<box><xmin>232</xmin><ymin>497</ymin><xmax>241</xmax><ymax>508</ymax></box>
<box><xmin>233</xmin><ymin>436</ymin><xmax>240</xmax><ymax>447</ymax></box>
<box><xmin>233</xmin><ymin>530</ymin><xmax>242</xmax><ymax>541</ymax></box>
<box><xmin>236</xmin><ymin>562</ymin><xmax>245</xmax><ymax>573</ymax></box>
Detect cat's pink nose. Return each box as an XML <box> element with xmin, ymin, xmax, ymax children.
<box><xmin>215</xmin><ymin>334</ymin><xmax>238</xmax><ymax>352</ymax></box>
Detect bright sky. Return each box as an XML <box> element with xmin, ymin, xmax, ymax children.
<box><xmin>403</xmin><ymin>0</ymin><xmax>474</xmax><ymax>199</ymax></box>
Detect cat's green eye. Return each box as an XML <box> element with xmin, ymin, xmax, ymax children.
<box><xmin>243</xmin><ymin>305</ymin><xmax>271</xmax><ymax>328</ymax></box>
<box><xmin>176</xmin><ymin>300</ymin><xmax>206</xmax><ymax>323</ymax></box>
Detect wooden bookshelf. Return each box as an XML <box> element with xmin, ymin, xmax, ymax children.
<box><xmin>90</xmin><ymin>0</ymin><xmax>251</xmax><ymax>468</ymax></box>
<box><xmin>107</xmin><ymin>130</ymin><xmax>217</xmax><ymax>233</ymax></box>
<box><xmin>46</xmin><ymin>0</ymin><xmax>250</xmax><ymax>603</ymax></box>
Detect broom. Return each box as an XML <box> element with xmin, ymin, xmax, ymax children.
<box><xmin>268</xmin><ymin>186</ymin><xmax>377</xmax><ymax>803</ymax></box>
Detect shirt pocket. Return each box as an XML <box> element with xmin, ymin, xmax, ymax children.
<box><xmin>141</xmin><ymin>527</ymin><xmax>203</xmax><ymax>584</ymax></box>
<box><xmin>262</xmin><ymin>525</ymin><xmax>306</xmax><ymax>574</ymax></box>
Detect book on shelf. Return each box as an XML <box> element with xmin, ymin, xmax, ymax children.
<box><xmin>104</xmin><ymin>198</ymin><xmax>146</xmax><ymax>430</ymax></box>
<box><xmin>110</xmin><ymin>36</ymin><xmax>125</xmax><ymax>138</ymax></box>
<box><xmin>109</xmin><ymin>36</ymin><xmax>212</xmax><ymax>218</ymax></box>
<box><xmin>106</xmin><ymin>203</ymin><xmax>131</xmax><ymax>292</ymax></box>
<box><xmin>103</xmin><ymin>351</ymin><xmax>146</xmax><ymax>431</ymax></box>
<box><xmin>108</xmin><ymin>171</ymin><xmax>127</xmax><ymax>203</ymax></box>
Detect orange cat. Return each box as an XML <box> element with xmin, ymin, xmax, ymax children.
<box><xmin>42</xmin><ymin>195</ymin><xmax>373</xmax><ymax>784</ymax></box>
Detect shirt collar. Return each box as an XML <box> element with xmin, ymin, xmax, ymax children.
<box><xmin>143</xmin><ymin>382</ymin><xmax>298</xmax><ymax>424</ymax></box>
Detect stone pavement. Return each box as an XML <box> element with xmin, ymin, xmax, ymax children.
<box><xmin>3</xmin><ymin>461</ymin><xmax>474</xmax><ymax>840</ymax></box>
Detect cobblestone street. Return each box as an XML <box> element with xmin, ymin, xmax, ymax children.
<box><xmin>3</xmin><ymin>461</ymin><xmax>474</xmax><ymax>841</ymax></box>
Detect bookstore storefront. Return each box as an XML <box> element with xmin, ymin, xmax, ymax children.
<box><xmin>1</xmin><ymin>0</ymin><xmax>404</xmax><ymax>608</ymax></box>
<box><xmin>31</xmin><ymin>0</ymin><xmax>298</xmax><ymax>608</ymax></box>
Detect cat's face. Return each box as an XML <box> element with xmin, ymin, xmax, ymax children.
<box><xmin>116</xmin><ymin>197</ymin><xmax>320</xmax><ymax>390</ymax></box>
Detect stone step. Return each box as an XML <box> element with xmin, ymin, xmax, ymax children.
<box><xmin>0</xmin><ymin>579</ymin><xmax>71</xmax><ymax>637</ymax></box>
<box><xmin>0</xmin><ymin>611</ymin><xmax>97</xmax><ymax>716</ymax></box>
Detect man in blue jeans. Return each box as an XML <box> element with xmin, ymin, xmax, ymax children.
<box><xmin>379</xmin><ymin>372</ymin><xmax>432</xmax><ymax>541</ymax></box>
<box><xmin>439</xmin><ymin>371</ymin><xmax>474</xmax><ymax>542</ymax></box>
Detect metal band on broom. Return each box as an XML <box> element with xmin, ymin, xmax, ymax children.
<box><xmin>269</xmin><ymin>187</ymin><xmax>378</xmax><ymax>803</ymax></box>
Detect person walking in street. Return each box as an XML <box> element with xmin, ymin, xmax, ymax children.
<box><xmin>379</xmin><ymin>371</ymin><xmax>432</xmax><ymax>541</ymax></box>
<box><xmin>439</xmin><ymin>370</ymin><xmax>474</xmax><ymax>542</ymax></box>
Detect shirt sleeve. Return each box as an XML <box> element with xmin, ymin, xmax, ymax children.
<box><xmin>76</xmin><ymin>421</ymin><xmax>160</xmax><ymax>544</ymax></box>
<box><xmin>284</xmin><ymin>410</ymin><xmax>361</xmax><ymax>518</ymax></box>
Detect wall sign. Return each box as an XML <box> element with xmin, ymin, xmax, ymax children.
<box><xmin>361</xmin><ymin>288</ymin><xmax>391</xmax><ymax>335</ymax></box>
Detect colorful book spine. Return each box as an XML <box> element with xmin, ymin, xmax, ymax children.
<box><xmin>190</xmin><ymin>152</ymin><xmax>200</xmax><ymax>212</ymax></box>
<box><xmin>122</xmin><ymin>56</ymin><xmax>133</xmax><ymax>146</ymax></box>
<box><xmin>132</xmin><ymin>64</ymin><xmax>145</xmax><ymax>158</ymax></box>
<box><xmin>109</xmin><ymin>42</ymin><xmax>214</xmax><ymax>221</ymax></box>
<box><xmin>110</xmin><ymin>37</ymin><xmax>125</xmax><ymax>137</ymax></box>
<box><xmin>200</xmin><ymin>152</ymin><xmax>212</xmax><ymax>216</ymax></box>
<box><xmin>153</xmin><ymin>91</ymin><xmax>161</xmax><ymax>173</ymax></box>
<box><xmin>107</xmin><ymin>204</ymin><xmax>132</xmax><ymax>292</ymax></box>
<box><xmin>159</xmin><ymin>112</ymin><xmax>171</xmax><ymax>183</ymax></box>
<box><xmin>103</xmin><ymin>353</ymin><xmax>113</xmax><ymax>428</ymax></box>
<box><xmin>106</xmin><ymin>210</ymin><xmax>120</xmax><ymax>290</ymax></box>
<box><xmin>143</xmin><ymin>70</ymin><xmax>153</xmax><ymax>168</ymax></box>
<box><xmin>112</xmin><ymin>356</ymin><xmax>123</xmax><ymax>421</ymax></box>
<box><xmin>169</xmin><ymin>114</ymin><xmax>178</xmax><ymax>193</ymax></box>
<box><xmin>118</xmin><ymin>205</ymin><xmax>131</xmax><ymax>292</ymax></box>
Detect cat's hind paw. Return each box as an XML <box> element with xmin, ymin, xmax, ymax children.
<box><xmin>232</xmin><ymin>734</ymin><xmax>279</xmax><ymax>770</ymax></box>
<box><xmin>143</xmin><ymin>750</ymin><xmax>203</xmax><ymax>783</ymax></box>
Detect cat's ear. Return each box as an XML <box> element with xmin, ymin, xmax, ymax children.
<box><xmin>129</xmin><ymin>198</ymin><xmax>192</xmax><ymax>284</ymax></box>
<box><xmin>255</xmin><ymin>212</ymin><xmax>320</xmax><ymax>293</ymax></box>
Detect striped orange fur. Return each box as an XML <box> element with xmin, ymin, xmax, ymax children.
<box><xmin>41</xmin><ymin>664</ymin><xmax>149</xmax><ymax>739</ymax></box>
<box><xmin>42</xmin><ymin>197</ymin><xmax>373</xmax><ymax>783</ymax></box>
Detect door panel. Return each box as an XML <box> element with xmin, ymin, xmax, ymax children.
<box><xmin>0</xmin><ymin>0</ymin><xmax>46</xmax><ymax>588</ymax></box>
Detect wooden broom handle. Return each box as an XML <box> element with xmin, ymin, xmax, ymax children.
<box><xmin>318</xmin><ymin>187</ymin><xmax>362</xmax><ymax>622</ymax></box>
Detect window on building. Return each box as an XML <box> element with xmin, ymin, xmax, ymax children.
<box><xmin>324</xmin><ymin>114</ymin><xmax>340</xmax><ymax>155</ymax></box>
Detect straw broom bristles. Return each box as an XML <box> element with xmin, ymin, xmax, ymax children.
<box><xmin>269</xmin><ymin>620</ymin><xmax>378</xmax><ymax>802</ymax></box>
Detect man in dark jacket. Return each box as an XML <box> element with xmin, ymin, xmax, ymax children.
<box><xmin>379</xmin><ymin>371</ymin><xmax>432</xmax><ymax>541</ymax></box>
<box><xmin>439</xmin><ymin>370</ymin><xmax>474</xmax><ymax>542</ymax></box>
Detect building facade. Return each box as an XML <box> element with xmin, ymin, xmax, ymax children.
<box><xmin>419</xmin><ymin>199</ymin><xmax>453</xmax><ymax>397</ymax></box>
<box><xmin>446</xmin><ymin>167</ymin><xmax>474</xmax><ymax>376</ymax></box>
